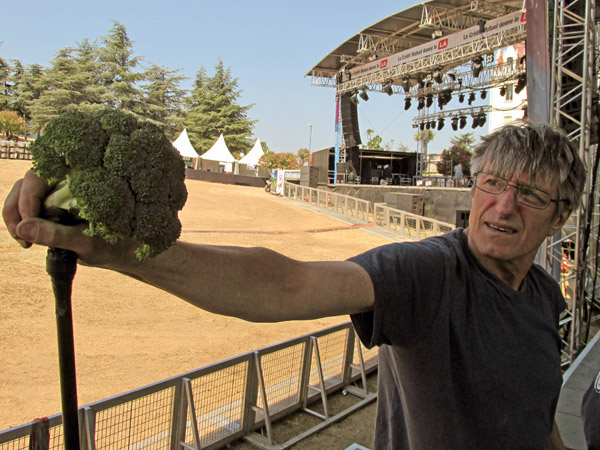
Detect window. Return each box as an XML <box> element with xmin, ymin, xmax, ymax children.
<box><xmin>505</xmin><ymin>84</ymin><xmax>514</xmax><ymax>101</ymax></box>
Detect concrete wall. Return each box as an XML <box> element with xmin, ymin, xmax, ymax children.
<box><xmin>321</xmin><ymin>184</ymin><xmax>473</xmax><ymax>226</ymax></box>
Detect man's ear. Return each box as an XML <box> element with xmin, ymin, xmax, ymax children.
<box><xmin>548</xmin><ymin>208</ymin><xmax>571</xmax><ymax>236</ymax></box>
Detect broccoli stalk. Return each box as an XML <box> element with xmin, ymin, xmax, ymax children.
<box><xmin>30</xmin><ymin>109</ymin><xmax>188</xmax><ymax>260</ymax></box>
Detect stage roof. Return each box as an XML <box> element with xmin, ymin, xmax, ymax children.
<box><xmin>306</xmin><ymin>0</ymin><xmax>524</xmax><ymax>79</ymax></box>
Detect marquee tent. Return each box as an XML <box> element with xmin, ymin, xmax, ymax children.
<box><xmin>199</xmin><ymin>134</ymin><xmax>236</xmax><ymax>172</ymax></box>
<box><xmin>172</xmin><ymin>129</ymin><xmax>198</xmax><ymax>159</ymax></box>
<box><xmin>238</xmin><ymin>138</ymin><xmax>264</xmax><ymax>167</ymax></box>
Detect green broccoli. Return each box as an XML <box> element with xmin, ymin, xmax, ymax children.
<box><xmin>30</xmin><ymin>109</ymin><xmax>188</xmax><ymax>260</ymax></box>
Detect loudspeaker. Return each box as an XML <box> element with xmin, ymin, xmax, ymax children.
<box><xmin>340</xmin><ymin>93</ymin><xmax>362</xmax><ymax>147</ymax></box>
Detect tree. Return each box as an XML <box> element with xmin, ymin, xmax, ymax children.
<box><xmin>185</xmin><ymin>59</ymin><xmax>256</xmax><ymax>157</ymax></box>
<box><xmin>297</xmin><ymin>148</ymin><xmax>310</xmax><ymax>166</ymax></box>
<box><xmin>436</xmin><ymin>132</ymin><xmax>475</xmax><ymax>176</ymax></box>
<box><xmin>96</xmin><ymin>21</ymin><xmax>145</xmax><ymax>114</ymax></box>
<box><xmin>258</xmin><ymin>151</ymin><xmax>300</xmax><ymax>170</ymax></box>
<box><xmin>140</xmin><ymin>64</ymin><xmax>187</xmax><ymax>139</ymax></box>
<box><xmin>0</xmin><ymin>110</ymin><xmax>25</xmax><ymax>140</ymax></box>
<box><xmin>362</xmin><ymin>129</ymin><xmax>383</xmax><ymax>150</ymax></box>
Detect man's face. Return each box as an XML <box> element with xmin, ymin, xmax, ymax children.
<box><xmin>467</xmin><ymin>166</ymin><xmax>568</xmax><ymax>273</ymax></box>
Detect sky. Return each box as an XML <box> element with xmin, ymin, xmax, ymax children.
<box><xmin>1</xmin><ymin>0</ymin><xmax>486</xmax><ymax>154</ymax></box>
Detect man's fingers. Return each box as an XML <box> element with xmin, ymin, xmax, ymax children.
<box><xmin>19</xmin><ymin>170</ymin><xmax>49</xmax><ymax>221</ymax></box>
<box><xmin>16</xmin><ymin>218</ymin><xmax>87</xmax><ymax>253</ymax></box>
<box><xmin>2</xmin><ymin>178</ymin><xmax>24</xmax><ymax>239</ymax></box>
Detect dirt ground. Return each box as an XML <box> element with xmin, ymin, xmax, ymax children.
<box><xmin>0</xmin><ymin>159</ymin><xmax>391</xmax><ymax>442</ymax></box>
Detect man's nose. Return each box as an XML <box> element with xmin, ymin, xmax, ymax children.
<box><xmin>496</xmin><ymin>184</ymin><xmax>519</xmax><ymax>212</ymax></box>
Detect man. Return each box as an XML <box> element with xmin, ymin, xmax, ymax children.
<box><xmin>3</xmin><ymin>121</ymin><xmax>585</xmax><ymax>449</ymax></box>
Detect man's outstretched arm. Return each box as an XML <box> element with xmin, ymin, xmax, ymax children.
<box><xmin>3</xmin><ymin>171</ymin><xmax>375</xmax><ymax>322</ymax></box>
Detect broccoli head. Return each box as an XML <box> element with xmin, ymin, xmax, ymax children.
<box><xmin>30</xmin><ymin>109</ymin><xmax>188</xmax><ymax>260</ymax></box>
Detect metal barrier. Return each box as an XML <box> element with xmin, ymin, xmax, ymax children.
<box><xmin>373</xmin><ymin>203</ymin><xmax>455</xmax><ymax>240</ymax></box>
<box><xmin>282</xmin><ymin>183</ymin><xmax>371</xmax><ymax>222</ymax></box>
<box><xmin>0</xmin><ymin>141</ymin><xmax>32</xmax><ymax>160</ymax></box>
<box><xmin>282</xmin><ymin>182</ymin><xmax>456</xmax><ymax>240</ymax></box>
<box><xmin>0</xmin><ymin>323</ymin><xmax>377</xmax><ymax>450</ymax></box>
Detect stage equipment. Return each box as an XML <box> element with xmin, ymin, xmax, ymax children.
<box><xmin>419</xmin><ymin>122</ymin><xmax>425</xmax><ymax>130</ymax></box>
<box><xmin>340</xmin><ymin>92</ymin><xmax>362</xmax><ymax>147</ymax></box>
<box><xmin>515</xmin><ymin>74</ymin><xmax>527</xmax><ymax>94</ymax></box>
<box><xmin>402</xmin><ymin>76</ymin><xmax>411</xmax><ymax>93</ymax></box>
<box><xmin>451</xmin><ymin>117</ymin><xmax>459</xmax><ymax>131</ymax></box>
<box><xmin>468</xmin><ymin>92</ymin><xmax>476</xmax><ymax>105</ymax></box>
<box><xmin>480</xmin><ymin>90</ymin><xmax>487</xmax><ymax>99</ymax></box>
<box><xmin>478</xmin><ymin>19</ymin><xmax>486</xmax><ymax>33</ymax></box>
<box><xmin>417</xmin><ymin>97</ymin><xmax>425</xmax><ymax>110</ymax></box>
<box><xmin>478</xmin><ymin>112</ymin><xmax>487</xmax><ymax>127</ymax></box>
<box><xmin>500</xmin><ymin>86</ymin><xmax>507</xmax><ymax>96</ymax></box>
<box><xmin>437</xmin><ymin>118</ymin><xmax>445</xmax><ymax>130</ymax></box>
<box><xmin>472</xmin><ymin>56</ymin><xmax>483</xmax><ymax>77</ymax></box>
<box><xmin>359</xmin><ymin>89</ymin><xmax>369</xmax><ymax>101</ymax></box>
<box><xmin>459</xmin><ymin>116</ymin><xmax>467</xmax><ymax>129</ymax></box>
<box><xmin>383</xmin><ymin>81</ymin><xmax>394</xmax><ymax>96</ymax></box>
<box><xmin>471</xmin><ymin>114</ymin><xmax>479</xmax><ymax>128</ymax></box>
<box><xmin>458</xmin><ymin>93</ymin><xmax>465</xmax><ymax>103</ymax></box>
<box><xmin>350</xmin><ymin>91</ymin><xmax>359</xmax><ymax>105</ymax></box>
<box><xmin>426</xmin><ymin>94</ymin><xmax>433</xmax><ymax>108</ymax></box>
<box><xmin>433</xmin><ymin>66</ymin><xmax>444</xmax><ymax>84</ymax></box>
<box><xmin>404</xmin><ymin>97</ymin><xmax>412</xmax><ymax>110</ymax></box>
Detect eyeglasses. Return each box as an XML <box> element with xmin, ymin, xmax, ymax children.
<box><xmin>473</xmin><ymin>172</ymin><xmax>567</xmax><ymax>209</ymax></box>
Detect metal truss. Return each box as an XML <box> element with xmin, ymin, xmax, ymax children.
<box><xmin>311</xmin><ymin>27</ymin><xmax>526</xmax><ymax>93</ymax></box>
<box><xmin>544</xmin><ymin>0</ymin><xmax>598</xmax><ymax>366</ymax></box>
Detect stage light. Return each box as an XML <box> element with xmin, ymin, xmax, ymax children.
<box><xmin>426</xmin><ymin>95</ymin><xmax>433</xmax><ymax>108</ymax></box>
<box><xmin>417</xmin><ymin>79</ymin><xmax>425</xmax><ymax>90</ymax></box>
<box><xmin>448</xmin><ymin>73</ymin><xmax>456</xmax><ymax>82</ymax></box>
<box><xmin>458</xmin><ymin>93</ymin><xmax>465</xmax><ymax>103</ymax></box>
<box><xmin>459</xmin><ymin>116</ymin><xmax>467</xmax><ymax>129</ymax></box>
<box><xmin>478</xmin><ymin>19</ymin><xmax>486</xmax><ymax>33</ymax></box>
<box><xmin>359</xmin><ymin>89</ymin><xmax>369</xmax><ymax>101</ymax></box>
<box><xmin>500</xmin><ymin>86</ymin><xmax>506</xmax><ymax>96</ymax></box>
<box><xmin>515</xmin><ymin>74</ymin><xmax>527</xmax><ymax>94</ymax></box>
<box><xmin>430</xmin><ymin>120</ymin><xmax>436</xmax><ymax>129</ymax></box>
<box><xmin>383</xmin><ymin>81</ymin><xmax>394</xmax><ymax>96</ymax></box>
<box><xmin>437</xmin><ymin>118</ymin><xmax>445</xmax><ymax>130</ymax></box>
<box><xmin>480</xmin><ymin>90</ymin><xmax>487</xmax><ymax>99</ymax></box>
<box><xmin>478</xmin><ymin>113</ymin><xmax>487</xmax><ymax>127</ymax></box>
<box><xmin>468</xmin><ymin>92</ymin><xmax>476</xmax><ymax>105</ymax></box>
<box><xmin>433</xmin><ymin>66</ymin><xmax>444</xmax><ymax>84</ymax></box>
<box><xmin>471</xmin><ymin>115</ymin><xmax>479</xmax><ymax>128</ymax></box>
<box><xmin>472</xmin><ymin>56</ymin><xmax>483</xmax><ymax>77</ymax></box>
<box><xmin>417</xmin><ymin>97</ymin><xmax>425</xmax><ymax>110</ymax></box>
<box><xmin>402</xmin><ymin>76</ymin><xmax>411</xmax><ymax>93</ymax></box>
<box><xmin>350</xmin><ymin>91</ymin><xmax>359</xmax><ymax>105</ymax></box>
<box><xmin>404</xmin><ymin>97</ymin><xmax>412</xmax><ymax>110</ymax></box>
<box><xmin>451</xmin><ymin>117</ymin><xmax>459</xmax><ymax>131</ymax></box>
<box><xmin>432</xmin><ymin>28</ymin><xmax>443</xmax><ymax>39</ymax></box>
<box><xmin>426</xmin><ymin>122</ymin><xmax>431</xmax><ymax>130</ymax></box>
<box><xmin>420</xmin><ymin>122</ymin><xmax>425</xmax><ymax>130</ymax></box>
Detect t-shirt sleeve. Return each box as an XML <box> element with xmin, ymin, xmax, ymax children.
<box><xmin>349</xmin><ymin>240</ymin><xmax>449</xmax><ymax>349</ymax></box>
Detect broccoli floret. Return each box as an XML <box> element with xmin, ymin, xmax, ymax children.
<box><xmin>29</xmin><ymin>109</ymin><xmax>188</xmax><ymax>260</ymax></box>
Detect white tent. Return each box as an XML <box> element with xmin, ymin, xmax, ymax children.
<box><xmin>200</xmin><ymin>134</ymin><xmax>236</xmax><ymax>163</ymax></box>
<box><xmin>172</xmin><ymin>129</ymin><xmax>198</xmax><ymax>159</ymax></box>
<box><xmin>199</xmin><ymin>134</ymin><xmax>236</xmax><ymax>172</ymax></box>
<box><xmin>238</xmin><ymin>138</ymin><xmax>264</xmax><ymax>167</ymax></box>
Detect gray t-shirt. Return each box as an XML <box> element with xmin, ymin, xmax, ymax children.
<box><xmin>350</xmin><ymin>229</ymin><xmax>565</xmax><ymax>450</ymax></box>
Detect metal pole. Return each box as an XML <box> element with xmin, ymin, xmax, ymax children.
<box><xmin>308</xmin><ymin>123</ymin><xmax>313</xmax><ymax>152</ymax></box>
<box><xmin>43</xmin><ymin>207</ymin><xmax>80</xmax><ymax>450</ymax></box>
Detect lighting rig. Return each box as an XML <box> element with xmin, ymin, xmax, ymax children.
<box><xmin>412</xmin><ymin>106</ymin><xmax>490</xmax><ymax>131</ymax></box>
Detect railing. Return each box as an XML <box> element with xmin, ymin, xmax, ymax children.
<box><xmin>0</xmin><ymin>141</ymin><xmax>32</xmax><ymax>160</ymax></box>
<box><xmin>282</xmin><ymin>182</ymin><xmax>456</xmax><ymax>239</ymax></box>
<box><xmin>373</xmin><ymin>203</ymin><xmax>455</xmax><ymax>240</ymax></box>
<box><xmin>283</xmin><ymin>183</ymin><xmax>371</xmax><ymax>222</ymax></box>
<box><xmin>0</xmin><ymin>323</ymin><xmax>378</xmax><ymax>450</ymax></box>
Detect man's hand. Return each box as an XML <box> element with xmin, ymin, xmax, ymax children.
<box><xmin>2</xmin><ymin>170</ymin><xmax>140</xmax><ymax>269</ymax></box>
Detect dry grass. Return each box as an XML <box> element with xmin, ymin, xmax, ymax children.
<box><xmin>0</xmin><ymin>159</ymin><xmax>391</xmax><ymax>431</ymax></box>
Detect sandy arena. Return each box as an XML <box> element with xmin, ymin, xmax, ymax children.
<box><xmin>0</xmin><ymin>159</ymin><xmax>393</xmax><ymax>431</ymax></box>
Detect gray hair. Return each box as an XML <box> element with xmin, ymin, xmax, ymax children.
<box><xmin>470</xmin><ymin>120</ymin><xmax>586</xmax><ymax>215</ymax></box>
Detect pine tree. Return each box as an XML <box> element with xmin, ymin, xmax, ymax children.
<box><xmin>185</xmin><ymin>59</ymin><xmax>256</xmax><ymax>157</ymax></box>
<box><xmin>141</xmin><ymin>64</ymin><xmax>188</xmax><ymax>139</ymax></box>
<box><xmin>97</xmin><ymin>21</ymin><xmax>144</xmax><ymax>114</ymax></box>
